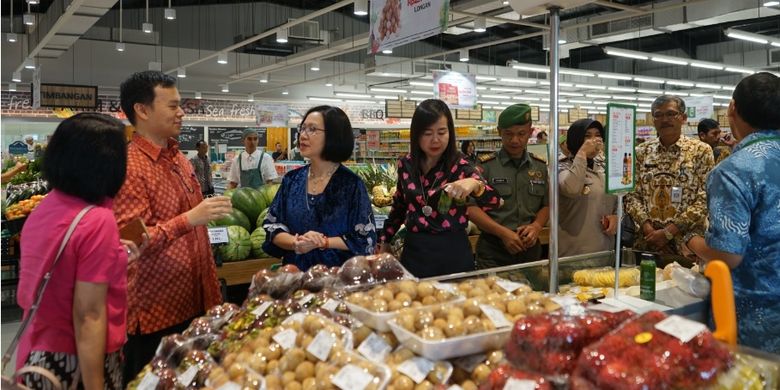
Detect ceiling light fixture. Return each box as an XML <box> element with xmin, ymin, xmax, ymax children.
<box><xmin>724</xmin><ymin>66</ymin><xmax>755</xmax><ymax>75</ymax></box>
<box><xmin>23</xmin><ymin>59</ymin><xmax>35</xmax><ymax>69</ymax></box>
<box><xmin>309</xmin><ymin>97</ymin><xmax>343</xmax><ymax>103</ymax></box>
<box><xmin>560</xmin><ymin>69</ymin><xmax>595</xmax><ymax>77</ymax></box>
<box><xmin>310</xmin><ymin>60</ymin><xmax>320</xmax><ymax>71</ymax></box>
<box><xmin>372</xmin><ymin>95</ymin><xmax>397</xmax><ymax>99</ymax></box>
<box><xmin>354</xmin><ymin>0</ymin><xmax>368</xmax><ymax>16</ymax></box>
<box><xmin>459</xmin><ymin>49</ymin><xmax>469</xmax><ymax>62</ymax></box>
<box><xmin>480</xmin><ymin>94</ymin><xmax>512</xmax><ymax>99</ymax></box>
<box><xmin>512</xmin><ymin>63</ymin><xmax>550</xmax><ymax>73</ymax></box>
<box><xmin>473</xmin><ymin>17</ymin><xmax>487</xmax><ymax>33</ymax></box>
<box><xmin>651</xmin><ymin>57</ymin><xmax>689</xmax><ymax>66</ymax></box>
<box><xmin>607</xmin><ymin>87</ymin><xmax>636</xmax><ymax>92</ymax></box>
<box><xmin>604</xmin><ymin>47</ymin><xmax>648</xmax><ymax>60</ymax></box>
<box><xmin>409</xmin><ymin>81</ymin><xmax>433</xmax><ymax>87</ymax></box>
<box><xmin>325</xmin><ymin>80</ymin><xmax>334</xmax><ymax>87</ymax></box>
<box><xmin>665</xmin><ymin>80</ymin><xmax>694</xmax><ymax>87</ymax></box>
<box><xmin>258</xmin><ymin>73</ymin><xmax>268</xmax><ymax>83</ymax></box>
<box><xmin>490</xmin><ymin>87</ymin><xmax>523</xmax><ymax>92</ymax></box>
<box><xmin>116</xmin><ymin>42</ymin><xmax>125</xmax><ymax>52</ymax></box>
<box><xmin>633</xmin><ymin>76</ymin><xmax>665</xmax><ymax>84</ymax></box>
<box><xmin>23</xmin><ymin>13</ymin><xmax>34</xmax><ymax>26</ymax></box>
<box><xmin>559</xmin><ymin>92</ymin><xmax>584</xmax><ymax>96</ymax></box>
<box><xmin>8</xmin><ymin>83</ymin><xmax>17</xmax><ymax>92</ymax></box>
<box><xmin>27</xmin><ymin>0</ymin><xmax>40</xmax><ymax>4</ymax></box>
<box><xmin>371</xmin><ymin>87</ymin><xmax>407</xmax><ymax>93</ymax></box>
<box><xmin>177</xmin><ymin>67</ymin><xmax>186</xmax><ymax>78</ymax></box>
<box><xmin>195</xmin><ymin>92</ymin><xmax>202</xmax><ymax>99</ymax></box>
<box><xmin>217</xmin><ymin>52</ymin><xmax>228</xmax><ymax>64</ymax></box>
<box><xmin>501</xmin><ymin>78</ymin><xmax>537</xmax><ymax>85</ymax></box>
<box><xmin>12</xmin><ymin>72</ymin><xmax>22</xmax><ymax>82</ymax></box>
<box><xmin>281</xmin><ymin>89</ymin><xmax>289</xmax><ymax>95</ymax></box>
<box><xmin>588</xmin><ymin>94</ymin><xmax>613</xmax><ymax>99</ymax></box>
<box><xmin>142</xmin><ymin>0</ymin><xmax>152</xmax><ymax>33</ymax></box>
<box><xmin>598</xmin><ymin>74</ymin><xmax>632</xmax><ymax>80</ymax></box>
<box><xmin>165</xmin><ymin>0</ymin><xmax>176</xmax><ymax>20</ymax></box>
<box><xmin>637</xmin><ymin>89</ymin><xmax>664</xmax><ymax>95</ymax></box>
<box><xmin>335</xmin><ymin>92</ymin><xmax>372</xmax><ymax>98</ymax></box>
<box><xmin>410</xmin><ymin>90</ymin><xmax>434</xmax><ymax>95</ymax></box>
<box><xmin>475</xmin><ymin>76</ymin><xmax>496</xmax><ymax>81</ymax></box>
<box><xmin>221</xmin><ymin>84</ymin><xmax>229</xmax><ymax>93</ymax></box>
<box><xmin>7</xmin><ymin>33</ymin><xmax>17</xmax><ymax>43</ymax></box>
<box><xmin>247</xmin><ymin>94</ymin><xmax>254</xmax><ymax>102</ymax></box>
<box><xmin>575</xmin><ymin>84</ymin><xmax>607</xmax><ymax>90</ymax></box>
<box><xmin>763</xmin><ymin>1</ymin><xmax>780</xmax><ymax>5</ymax></box>
<box><xmin>690</xmin><ymin>62</ymin><xmax>724</xmax><ymax>70</ymax></box>
<box><xmin>345</xmin><ymin>99</ymin><xmax>375</xmax><ymax>104</ymax></box>
<box><xmin>382</xmin><ymin>49</ymin><xmax>393</xmax><ymax>54</ymax></box>
<box><xmin>696</xmin><ymin>83</ymin><xmax>722</xmax><ymax>89</ymax></box>
<box><xmin>276</xmin><ymin>28</ymin><xmax>288</xmax><ymax>43</ymax></box>
<box><xmin>725</xmin><ymin>28</ymin><xmax>768</xmax><ymax>44</ymax></box>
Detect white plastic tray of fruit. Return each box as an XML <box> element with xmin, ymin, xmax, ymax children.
<box><xmin>344</xmin><ymin>297</ymin><xmax>465</xmax><ymax>333</ymax></box>
<box><xmin>387</xmin><ymin>318</ymin><xmax>511</xmax><ymax>361</ymax></box>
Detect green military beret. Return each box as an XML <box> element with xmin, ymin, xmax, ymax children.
<box><xmin>498</xmin><ymin>104</ymin><xmax>533</xmax><ymax>129</ymax></box>
<box><xmin>242</xmin><ymin>128</ymin><xmax>259</xmax><ymax>139</ymax></box>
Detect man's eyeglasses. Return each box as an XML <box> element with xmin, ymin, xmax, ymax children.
<box><xmin>652</xmin><ymin>111</ymin><xmax>683</xmax><ymax>120</ymax></box>
<box><xmin>299</xmin><ymin>125</ymin><xmax>326</xmax><ymax>136</ymax></box>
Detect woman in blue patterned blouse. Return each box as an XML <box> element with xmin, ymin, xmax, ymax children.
<box><xmin>685</xmin><ymin>72</ymin><xmax>780</xmax><ymax>353</ymax></box>
<box><xmin>262</xmin><ymin>106</ymin><xmax>376</xmax><ymax>271</ymax></box>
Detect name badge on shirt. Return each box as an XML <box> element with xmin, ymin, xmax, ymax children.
<box><xmin>492</xmin><ymin>178</ymin><xmax>508</xmax><ymax>184</ymax></box>
<box><xmin>671</xmin><ymin>187</ymin><xmax>682</xmax><ymax>204</ymax></box>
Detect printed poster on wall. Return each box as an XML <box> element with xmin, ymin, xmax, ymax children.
<box><xmin>683</xmin><ymin>96</ymin><xmax>714</xmax><ymax>122</ymax></box>
<box><xmin>433</xmin><ymin>70</ymin><xmax>477</xmax><ymax>109</ymax></box>
<box><xmin>605</xmin><ymin>104</ymin><xmax>636</xmax><ymax>193</ymax></box>
<box><xmin>368</xmin><ymin>0</ymin><xmax>449</xmax><ymax>54</ymax></box>
<box><xmin>255</xmin><ymin>103</ymin><xmax>289</xmax><ymax>127</ymax></box>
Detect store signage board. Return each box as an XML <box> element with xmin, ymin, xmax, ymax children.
<box><xmin>433</xmin><ymin>71</ymin><xmax>478</xmax><ymax>109</ymax></box>
<box><xmin>32</xmin><ymin>68</ymin><xmax>42</xmax><ymax>109</ymax></box>
<box><xmin>455</xmin><ymin>105</ymin><xmax>483</xmax><ymax>121</ymax></box>
<box><xmin>8</xmin><ymin>141</ymin><xmax>28</xmax><ymax>155</ymax></box>
<box><xmin>178</xmin><ymin>126</ymin><xmax>205</xmax><ymax>150</ymax></box>
<box><xmin>208</xmin><ymin>127</ymin><xmax>267</xmax><ymax>147</ymax></box>
<box><xmin>368</xmin><ymin>0</ymin><xmax>449</xmax><ymax>54</ymax></box>
<box><xmin>367</xmin><ymin>130</ymin><xmax>381</xmax><ymax>149</ymax></box>
<box><xmin>255</xmin><ymin>103</ymin><xmax>289</xmax><ymax>127</ymax></box>
<box><xmin>683</xmin><ymin>96</ymin><xmax>714</xmax><ymax>122</ymax></box>
<box><xmin>605</xmin><ymin>104</ymin><xmax>636</xmax><ymax>194</ymax></box>
<box><xmin>33</xmin><ymin>83</ymin><xmax>98</xmax><ymax>109</ymax></box>
<box><xmin>385</xmin><ymin>99</ymin><xmax>417</xmax><ymax>118</ymax></box>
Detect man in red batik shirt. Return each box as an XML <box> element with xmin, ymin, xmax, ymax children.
<box><xmin>115</xmin><ymin>71</ymin><xmax>233</xmax><ymax>383</ymax></box>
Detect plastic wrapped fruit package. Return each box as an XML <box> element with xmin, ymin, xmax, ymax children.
<box><xmin>449</xmin><ymin>350</ymin><xmax>507</xmax><ymax>390</ymax></box>
<box><xmin>204</xmin><ymin>302</ymin><xmax>240</xmax><ymax>329</ymax></box>
<box><xmin>572</xmin><ymin>266</ymin><xmax>640</xmax><ymax>288</ymax></box>
<box><xmin>127</xmin><ymin>349</ymin><xmax>219</xmax><ymax>390</ymax></box>
<box><xmin>711</xmin><ymin>351</ymin><xmax>780</xmax><ymax>390</ymax></box>
<box><xmin>382</xmin><ymin>347</ymin><xmax>454</xmax><ymax>390</ymax></box>
<box><xmin>454</xmin><ymin>276</ymin><xmax>533</xmax><ymax>298</ymax></box>
<box><xmin>505</xmin><ymin>308</ymin><xmax>635</xmax><ymax>376</ymax></box>
<box><xmin>570</xmin><ymin>311</ymin><xmax>734</xmax><ymax>390</ymax></box>
<box><xmin>339</xmin><ymin>253</ymin><xmax>413</xmax><ymax>289</ymax></box>
<box><xmin>478</xmin><ymin>364</ymin><xmax>553</xmax><ymax>390</ymax></box>
<box><xmin>208</xmin><ymin>315</ymin><xmax>391</xmax><ymax>390</ymax></box>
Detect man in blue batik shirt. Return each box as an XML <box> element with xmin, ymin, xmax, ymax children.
<box><xmin>685</xmin><ymin>72</ymin><xmax>780</xmax><ymax>354</ymax></box>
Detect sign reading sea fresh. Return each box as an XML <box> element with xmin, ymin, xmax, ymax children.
<box><xmin>368</xmin><ymin>0</ymin><xmax>449</xmax><ymax>54</ymax></box>
<box><xmin>433</xmin><ymin>70</ymin><xmax>478</xmax><ymax>109</ymax></box>
<box><xmin>33</xmin><ymin>83</ymin><xmax>98</xmax><ymax>109</ymax></box>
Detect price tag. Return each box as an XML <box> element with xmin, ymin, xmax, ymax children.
<box><xmin>397</xmin><ymin>357</ymin><xmax>435</xmax><ymax>384</ymax></box>
<box><xmin>654</xmin><ymin>315</ymin><xmax>707</xmax><ymax>343</ymax></box>
<box><xmin>251</xmin><ymin>301</ymin><xmax>273</xmax><ymax>318</ymax></box>
<box><xmin>332</xmin><ymin>364</ymin><xmax>375</xmax><ymax>390</ymax></box>
<box><xmin>177</xmin><ymin>365</ymin><xmax>199</xmax><ymax>387</ymax></box>
<box><xmin>272</xmin><ymin>329</ymin><xmax>297</xmax><ymax>350</ymax></box>
<box><xmin>374</xmin><ymin>215</ymin><xmax>388</xmax><ymax>230</ymax></box>
<box><xmin>357</xmin><ymin>332</ymin><xmax>392</xmax><ymax>363</ymax></box>
<box><xmin>322</xmin><ymin>299</ymin><xmax>340</xmax><ymax>312</ymax></box>
<box><xmin>207</xmin><ymin>227</ymin><xmax>229</xmax><ymax>244</ymax></box>
<box><xmin>588</xmin><ymin>303</ymin><xmax>626</xmax><ymax>314</ymax></box>
<box><xmin>453</xmin><ymin>354</ymin><xmax>486</xmax><ymax>372</ymax></box>
<box><xmin>551</xmin><ymin>296</ymin><xmax>579</xmax><ymax>308</ymax></box>
<box><xmin>216</xmin><ymin>381</ymin><xmax>241</xmax><ymax>390</ymax></box>
<box><xmin>433</xmin><ymin>282</ymin><xmax>458</xmax><ymax>294</ymax></box>
<box><xmin>495</xmin><ymin>278</ymin><xmax>525</xmax><ymax>293</ymax></box>
<box><xmin>503</xmin><ymin>378</ymin><xmax>538</xmax><ymax>390</ymax></box>
<box><xmin>137</xmin><ymin>372</ymin><xmax>159</xmax><ymax>390</ymax></box>
<box><xmin>298</xmin><ymin>294</ymin><xmax>315</xmax><ymax>306</ymax></box>
<box><xmin>479</xmin><ymin>304</ymin><xmax>512</xmax><ymax>329</ymax></box>
<box><xmin>306</xmin><ymin>330</ymin><xmax>336</xmax><ymax>361</ymax></box>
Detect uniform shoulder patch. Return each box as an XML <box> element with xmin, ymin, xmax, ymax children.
<box><xmin>478</xmin><ymin>152</ymin><xmax>497</xmax><ymax>163</ymax></box>
<box><xmin>529</xmin><ymin>153</ymin><xmax>547</xmax><ymax>163</ymax></box>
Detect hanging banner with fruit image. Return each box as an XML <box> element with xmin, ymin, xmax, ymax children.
<box><xmin>369</xmin><ymin>0</ymin><xmax>450</xmax><ymax>54</ymax></box>
<box><xmin>432</xmin><ymin>70</ymin><xmax>478</xmax><ymax>109</ymax></box>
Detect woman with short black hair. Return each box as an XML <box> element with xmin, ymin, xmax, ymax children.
<box><xmin>262</xmin><ymin>106</ymin><xmax>376</xmax><ymax>271</ymax></box>
<box><xmin>16</xmin><ymin>113</ymin><xmax>140</xmax><ymax>389</ymax></box>
<box><xmin>461</xmin><ymin>140</ymin><xmax>477</xmax><ymax>165</ymax></box>
<box><xmin>380</xmin><ymin>99</ymin><xmax>501</xmax><ymax>277</ymax></box>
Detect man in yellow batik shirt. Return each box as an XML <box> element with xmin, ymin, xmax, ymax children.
<box><xmin>625</xmin><ymin>95</ymin><xmax>714</xmax><ymax>255</ymax></box>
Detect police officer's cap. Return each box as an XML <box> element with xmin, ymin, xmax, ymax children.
<box><xmin>498</xmin><ymin>104</ymin><xmax>533</xmax><ymax>129</ymax></box>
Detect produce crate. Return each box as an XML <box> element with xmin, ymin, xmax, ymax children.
<box><xmin>2</xmin><ymin>217</ymin><xmax>27</xmax><ymax>236</ymax></box>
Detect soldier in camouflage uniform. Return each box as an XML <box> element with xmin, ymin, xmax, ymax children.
<box><xmin>468</xmin><ymin>104</ymin><xmax>550</xmax><ymax>269</ymax></box>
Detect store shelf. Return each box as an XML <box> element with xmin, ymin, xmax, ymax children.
<box><xmin>216</xmin><ymin>257</ymin><xmax>280</xmax><ymax>286</ymax></box>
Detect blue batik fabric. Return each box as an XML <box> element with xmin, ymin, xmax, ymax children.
<box><xmin>705</xmin><ymin>129</ymin><xmax>780</xmax><ymax>354</ymax></box>
<box><xmin>262</xmin><ymin>164</ymin><xmax>377</xmax><ymax>271</ymax></box>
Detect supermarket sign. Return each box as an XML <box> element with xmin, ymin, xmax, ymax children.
<box><xmin>368</xmin><ymin>0</ymin><xmax>449</xmax><ymax>54</ymax></box>
<box><xmin>433</xmin><ymin>70</ymin><xmax>478</xmax><ymax>109</ymax></box>
<box><xmin>33</xmin><ymin>83</ymin><xmax>98</xmax><ymax>109</ymax></box>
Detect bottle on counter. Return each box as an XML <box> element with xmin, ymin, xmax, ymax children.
<box><xmin>640</xmin><ymin>253</ymin><xmax>656</xmax><ymax>301</ymax></box>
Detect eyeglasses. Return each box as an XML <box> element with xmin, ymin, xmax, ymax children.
<box><xmin>299</xmin><ymin>125</ymin><xmax>326</xmax><ymax>136</ymax></box>
<box><xmin>652</xmin><ymin>111</ymin><xmax>682</xmax><ymax>120</ymax></box>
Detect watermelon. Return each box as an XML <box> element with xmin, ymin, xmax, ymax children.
<box><xmin>218</xmin><ymin>226</ymin><xmax>252</xmax><ymax>262</ymax></box>
<box><xmin>256</xmin><ymin>208</ymin><xmax>269</xmax><ymax>229</ymax></box>
<box><xmin>258</xmin><ymin>184</ymin><xmax>281</xmax><ymax>209</ymax></box>
<box><xmin>209</xmin><ymin>208</ymin><xmax>251</xmax><ymax>232</ymax></box>
<box><xmin>231</xmin><ymin>187</ymin><xmax>264</xmax><ymax>229</ymax></box>
<box><xmin>250</xmin><ymin>227</ymin><xmax>269</xmax><ymax>258</ymax></box>
<box><xmin>222</xmin><ymin>188</ymin><xmax>236</xmax><ymax>199</ymax></box>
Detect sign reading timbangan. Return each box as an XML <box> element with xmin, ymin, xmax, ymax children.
<box><xmin>369</xmin><ymin>0</ymin><xmax>449</xmax><ymax>54</ymax></box>
<box><xmin>33</xmin><ymin>83</ymin><xmax>98</xmax><ymax>109</ymax></box>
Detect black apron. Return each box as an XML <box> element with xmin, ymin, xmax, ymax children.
<box><xmin>401</xmin><ymin>229</ymin><xmax>474</xmax><ymax>278</ymax></box>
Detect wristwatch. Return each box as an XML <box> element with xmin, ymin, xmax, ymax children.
<box><xmin>663</xmin><ymin>227</ymin><xmax>674</xmax><ymax>241</ymax></box>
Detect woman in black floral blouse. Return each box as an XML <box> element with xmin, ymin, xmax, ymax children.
<box><xmin>379</xmin><ymin>99</ymin><xmax>501</xmax><ymax>277</ymax></box>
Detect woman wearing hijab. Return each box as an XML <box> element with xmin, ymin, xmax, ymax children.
<box><xmin>558</xmin><ymin>119</ymin><xmax>618</xmax><ymax>256</ymax></box>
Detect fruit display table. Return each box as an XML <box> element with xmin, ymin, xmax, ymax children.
<box><xmin>215</xmin><ymin>257</ymin><xmax>279</xmax><ymax>286</ymax></box>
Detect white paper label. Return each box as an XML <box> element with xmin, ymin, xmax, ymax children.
<box><xmin>588</xmin><ymin>303</ymin><xmax>626</xmax><ymax>313</ymax></box>
<box><xmin>272</xmin><ymin>329</ymin><xmax>297</xmax><ymax>350</ymax></box>
<box><xmin>298</xmin><ymin>293</ymin><xmax>315</xmax><ymax>306</ymax></box>
<box><xmin>137</xmin><ymin>372</ymin><xmax>159</xmax><ymax>390</ymax></box>
<box><xmin>453</xmin><ymin>354</ymin><xmax>486</xmax><ymax>372</ymax></box>
<box><xmin>332</xmin><ymin>364</ymin><xmax>375</xmax><ymax>390</ymax></box>
<box><xmin>357</xmin><ymin>332</ymin><xmax>392</xmax><ymax>363</ymax></box>
<box><xmin>495</xmin><ymin>278</ymin><xmax>525</xmax><ymax>293</ymax></box>
<box><xmin>177</xmin><ymin>365</ymin><xmax>199</xmax><ymax>386</ymax></box>
<box><xmin>551</xmin><ymin>296</ymin><xmax>579</xmax><ymax>308</ymax></box>
<box><xmin>447</xmin><ymin>386</ymin><xmax>465</xmax><ymax>390</ymax></box>
<box><xmin>433</xmin><ymin>282</ymin><xmax>458</xmax><ymax>294</ymax></box>
<box><xmin>216</xmin><ymin>381</ymin><xmax>241</xmax><ymax>390</ymax></box>
<box><xmin>251</xmin><ymin>301</ymin><xmax>273</xmax><ymax>318</ymax></box>
<box><xmin>654</xmin><ymin>315</ymin><xmax>707</xmax><ymax>343</ymax></box>
<box><xmin>479</xmin><ymin>304</ymin><xmax>512</xmax><ymax>329</ymax></box>
<box><xmin>207</xmin><ymin>227</ymin><xmax>229</xmax><ymax>244</ymax></box>
<box><xmin>306</xmin><ymin>330</ymin><xmax>336</xmax><ymax>361</ymax></box>
<box><xmin>322</xmin><ymin>298</ymin><xmax>340</xmax><ymax>312</ymax></box>
<box><xmin>503</xmin><ymin>378</ymin><xmax>538</xmax><ymax>390</ymax></box>
<box><xmin>397</xmin><ymin>357</ymin><xmax>435</xmax><ymax>384</ymax></box>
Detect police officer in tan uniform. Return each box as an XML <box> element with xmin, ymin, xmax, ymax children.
<box><xmin>468</xmin><ymin>104</ymin><xmax>550</xmax><ymax>268</ymax></box>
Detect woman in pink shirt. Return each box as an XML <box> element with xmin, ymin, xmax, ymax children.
<box><xmin>16</xmin><ymin>113</ymin><xmax>140</xmax><ymax>389</ymax></box>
